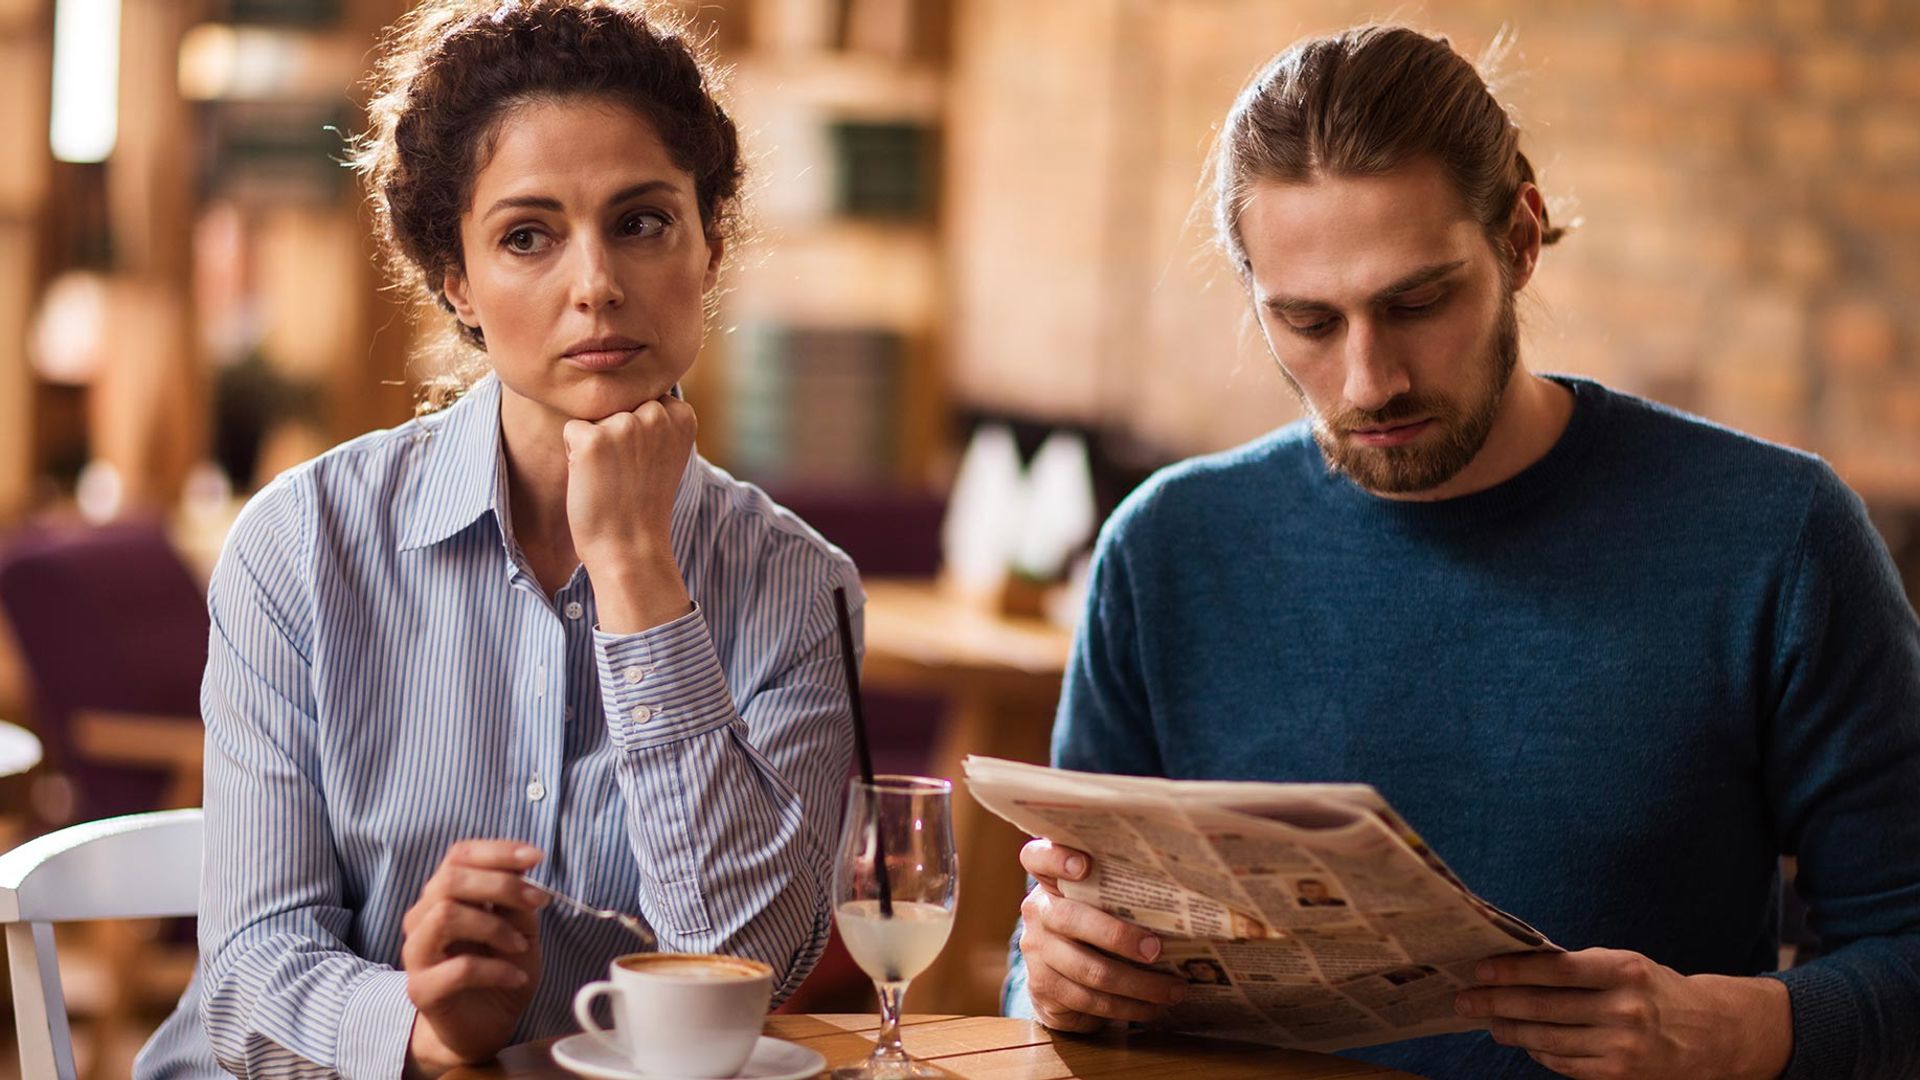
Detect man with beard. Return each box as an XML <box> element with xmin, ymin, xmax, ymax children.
<box><xmin>1004</xmin><ymin>25</ymin><xmax>1920</xmax><ymax>1080</ymax></box>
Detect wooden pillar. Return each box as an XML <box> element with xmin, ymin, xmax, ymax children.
<box><xmin>0</xmin><ymin>0</ymin><xmax>50</xmax><ymax>524</ymax></box>
<box><xmin>339</xmin><ymin>0</ymin><xmax>428</xmax><ymax>438</ymax></box>
<box><xmin>0</xmin><ymin>227</ymin><xmax>36</xmax><ymax>524</ymax></box>
<box><xmin>103</xmin><ymin>0</ymin><xmax>202</xmax><ymax>508</ymax></box>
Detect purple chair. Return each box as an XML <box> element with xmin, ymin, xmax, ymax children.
<box><xmin>0</xmin><ymin>519</ymin><xmax>209</xmax><ymax>821</ymax></box>
<box><xmin>763</xmin><ymin>484</ymin><xmax>948</xmax><ymax>777</ymax></box>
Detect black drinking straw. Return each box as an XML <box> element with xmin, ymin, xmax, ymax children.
<box><xmin>833</xmin><ymin>587</ymin><xmax>893</xmax><ymax>919</ymax></box>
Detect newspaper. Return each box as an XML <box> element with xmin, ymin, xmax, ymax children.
<box><xmin>964</xmin><ymin>755</ymin><xmax>1558</xmax><ymax>1053</ymax></box>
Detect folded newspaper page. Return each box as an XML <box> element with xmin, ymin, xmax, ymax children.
<box><xmin>964</xmin><ymin>755</ymin><xmax>1558</xmax><ymax>1053</ymax></box>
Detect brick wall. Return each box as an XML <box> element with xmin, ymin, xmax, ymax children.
<box><xmin>1513</xmin><ymin>2</ymin><xmax>1920</xmax><ymax>499</ymax></box>
<box><xmin>946</xmin><ymin>0</ymin><xmax>1920</xmax><ymax>502</ymax></box>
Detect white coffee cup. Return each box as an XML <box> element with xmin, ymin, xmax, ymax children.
<box><xmin>572</xmin><ymin>952</ymin><xmax>774</xmax><ymax>1077</ymax></box>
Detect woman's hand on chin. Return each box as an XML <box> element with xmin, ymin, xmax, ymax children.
<box><xmin>562</xmin><ymin>393</ymin><xmax>697</xmax><ymax>633</ymax></box>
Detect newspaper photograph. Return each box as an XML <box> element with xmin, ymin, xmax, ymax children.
<box><xmin>963</xmin><ymin>755</ymin><xmax>1558</xmax><ymax>1053</ymax></box>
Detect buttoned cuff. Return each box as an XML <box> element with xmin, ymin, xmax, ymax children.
<box><xmin>594</xmin><ymin>603</ymin><xmax>737</xmax><ymax>750</ymax></box>
<box><xmin>336</xmin><ymin>968</ymin><xmax>415</xmax><ymax>1080</ymax></box>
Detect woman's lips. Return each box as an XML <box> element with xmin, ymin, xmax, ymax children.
<box><xmin>562</xmin><ymin>346</ymin><xmax>643</xmax><ymax>372</ymax></box>
<box><xmin>1347</xmin><ymin>418</ymin><xmax>1433</xmax><ymax>448</ymax></box>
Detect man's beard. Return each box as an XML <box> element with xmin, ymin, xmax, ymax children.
<box><xmin>1291</xmin><ymin>294</ymin><xmax>1519</xmax><ymax>495</ymax></box>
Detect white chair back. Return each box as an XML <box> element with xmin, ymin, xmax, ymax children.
<box><xmin>0</xmin><ymin>809</ymin><xmax>202</xmax><ymax>1080</ymax></box>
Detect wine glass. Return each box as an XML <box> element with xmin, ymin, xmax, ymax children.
<box><xmin>832</xmin><ymin>775</ymin><xmax>958</xmax><ymax>1080</ymax></box>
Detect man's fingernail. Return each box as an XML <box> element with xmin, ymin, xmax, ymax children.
<box><xmin>511</xmin><ymin>969</ymin><xmax>529</xmax><ymax>986</ymax></box>
<box><xmin>1065</xmin><ymin>855</ymin><xmax>1087</xmax><ymax>878</ymax></box>
<box><xmin>1139</xmin><ymin>936</ymin><xmax>1161</xmax><ymax>962</ymax></box>
<box><xmin>1455</xmin><ymin>993</ymin><xmax>1475</xmax><ymax>1016</ymax></box>
<box><xmin>523</xmin><ymin>886</ymin><xmax>546</xmax><ymax>905</ymax></box>
<box><xmin>509</xmin><ymin>932</ymin><xmax>529</xmax><ymax>952</ymax></box>
<box><xmin>1166</xmin><ymin>983</ymin><xmax>1185</xmax><ymax>1004</ymax></box>
<box><xmin>515</xmin><ymin>846</ymin><xmax>539</xmax><ymax>863</ymax></box>
<box><xmin>1476</xmin><ymin>962</ymin><xmax>1495</xmax><ymax>982</ymax></box>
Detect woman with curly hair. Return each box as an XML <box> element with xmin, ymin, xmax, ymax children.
<box><xmin>137</xmin><ymin>3</ymin><xmax>858</xmax><ymax>1075</ymax></box>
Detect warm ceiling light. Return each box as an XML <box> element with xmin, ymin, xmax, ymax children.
<box><xmin>179</xmin><ymin>24</ymin><xmax>329</xmax><ymax>101</ymax></box>
<box><xmin>49</xmin><ymin>0</ymin><xmax>121</xmax><ymax>162</ymax></box>
<box><xmin>176</xmin><ymin>23</ymin><xmax>239</xmax><ymax>101</ymax></box>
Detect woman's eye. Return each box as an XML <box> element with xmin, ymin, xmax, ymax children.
<box><xmin>620</xmin><ymin>212</ymin><xmax>669</xmax><ymax>238</ymax></box>
<box><xmin>502</xmin><ymin>228</ymin><xmax>548</xmax><ymax>254</ymax></box>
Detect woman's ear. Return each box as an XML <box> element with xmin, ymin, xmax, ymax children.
<box><xmin>702</xmin><ymin>235</ymin><xmax>726</xmax><ymax>293</ymax></box>
<box><xmin>442</xmin><ymin>271</ymin><xmax>480</xmax><ymax>328</ymax></box>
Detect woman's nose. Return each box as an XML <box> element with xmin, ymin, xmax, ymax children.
<box><xmin>569</xmin><ymin>239</ymin><xmax>623</xmax><ymax>312</ymax></box>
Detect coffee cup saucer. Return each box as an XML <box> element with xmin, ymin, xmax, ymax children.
<box><xmin>552</xmin><ymin>1033</ymin><xmax>827</xmax><ymax>1080</ymax></box>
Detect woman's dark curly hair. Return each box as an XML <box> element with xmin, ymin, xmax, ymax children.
<box><xmin>350</xmin><ymin>0</ymin><xmax>743</xmax><ymax>401</ymax></box>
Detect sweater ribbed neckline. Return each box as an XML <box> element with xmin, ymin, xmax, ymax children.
<box><xmin>1300</xmin><ymin>375</ymin><xmax>1606</xmax><ymax>529</ymax></box>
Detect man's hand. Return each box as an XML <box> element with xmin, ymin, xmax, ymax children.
<box><xmin>563</xmin><ymin>393</ymin><xmax>697</xmax><ymax>633</ymax></box>
<box><xmin>1455</xmin><ymin>948</ymin><xmax>1793</xmax><ymax>1080</ymax></box>
<box><xmin>1018</xmin><ymin>839</ymin><xmax>1187</xmax><ymax>1033</ymax></box>
<box><xmin>402</xmin><ymin>841</ymin><xmax>550</xmax><ymax>1077</ymax></box>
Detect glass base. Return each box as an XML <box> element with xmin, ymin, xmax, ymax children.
<box><xmin>831</xmin><ymin>1059</ymin><xmax>948</xmax><ymax>1080</ymax></box>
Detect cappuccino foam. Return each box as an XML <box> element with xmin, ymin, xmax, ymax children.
<box><xmin>617</xmin><ymin>954</ymin><xmax>767</xmax><ymax>981</ymax></box>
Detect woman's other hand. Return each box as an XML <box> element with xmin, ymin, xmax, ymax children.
<box><xmin>402</xmin><ymin>841</ymin><xmax>549</xmax><ymax>1076</ymax></box>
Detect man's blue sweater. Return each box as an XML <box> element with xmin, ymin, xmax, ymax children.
<box><xmin>1004</xmin><ymin>378</ymin><xmax>1920</xmax><ymax>1078</ymax></box>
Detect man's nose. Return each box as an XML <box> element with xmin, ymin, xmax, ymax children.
<box><xmin>1341</xmin><ymin>319</ymin><xmax>1410</xmax><ymax>413</ymax></box>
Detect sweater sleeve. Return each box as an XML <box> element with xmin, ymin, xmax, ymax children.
<box><xmin>1760</xmin><ymin>469</ymin><xmax>1920</xmax><ymax>1080</ymax></box>
<box><xmin>1004</xmin><ymin>510</ymin><xmax>1165</xmax><ymax>1017</ymax></box>
<box><xmin>1052</xmin><ymin>513</ymin><xmax>1164</xmax><ymax>778</ymax></box>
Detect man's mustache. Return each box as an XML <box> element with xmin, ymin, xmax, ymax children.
<box><xmin>1325</xmin><ymin>395</ymin><xmax>1448</xmax><ymax>433</ymax></box>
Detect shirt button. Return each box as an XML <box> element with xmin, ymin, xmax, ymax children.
<box><xmin>623</xmin><ymin>666</ymin><xmax>649</xmax><ymax>685</ymax></box>
<box><xmin>630</xmin><ymin>704</ymin><xmax>652</xmax><ymax>724</ymax></box>
<box><xmin>565</xmin><ymin>601</ymin><xmax>584</xmax><ymax>620</ymax></box>
<box><xmin>526</xmin><ymin>777</ymin><xmax>546</xmax><ymax>802</ymax></box>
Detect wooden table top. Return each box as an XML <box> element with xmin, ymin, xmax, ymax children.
<box><xmin>446</xmin><ymin>1013</ymin><xmax>1418</xmax><ymax>1079</ymax></box>
<box><xmin>861</xmin><ymin>579</ymin><xmax>1074</xmax><ymax>702</ymax></box>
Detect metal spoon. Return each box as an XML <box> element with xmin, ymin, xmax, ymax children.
<box><xmin>521</xmin><ymin>876</ymin><xmax>656</xmax><ymax>946</ymax></box>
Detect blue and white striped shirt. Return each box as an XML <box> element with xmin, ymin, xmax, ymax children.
<box><xmin>137</xmin><ymin>374</ymin><xmax>860</xmax><ymax>1078</ymax></box>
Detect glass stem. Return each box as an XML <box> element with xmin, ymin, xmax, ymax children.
<box><xmin>870</xmin><ymin>979</ymin><xmax>911</xmax><ymax>1063</ymax></box>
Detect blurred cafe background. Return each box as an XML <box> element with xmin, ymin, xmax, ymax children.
<box><xmin>0</xmin><ymin>0</ymin><xmax>1916</xmax><ymax>1074</ymax></box>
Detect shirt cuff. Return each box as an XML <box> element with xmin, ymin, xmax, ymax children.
<box><xmin>1764</xmin><ymin>962</ymin><xmax>1859</xmax><ymax>1080</ymax></box>
<box><xmin>594</xmin><ymin>603</ymin><xmax>737</xmax><ymax>750</ymax></box>
<box><xmin>1002</xmin><ymin>913</ymin><xmax>1034</xmax><ymax>1019</ymax></box>
<box><xmin>1003</xmin><ymin>960</ymin><xmax>1035</xmax><ymax>1020</ymax></box>
<box><xmin>336</xmin><ymin>968</ymin><xmax>415</xmax><ymax>1080</ymax></box>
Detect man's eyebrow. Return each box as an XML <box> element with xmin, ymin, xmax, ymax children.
<box><xmin>1371</xmin><ymin>259</ymin><xmax>1467</xmax><ymax>302</ymax></box>
<box><xmin>480</xmin><ymin>180</ymin><xmax>685</xmax><ymax>222</ymax></box>
<box><xmin>1262</xmin><ymin>259</ymin><xmax>1468</xmax><ymax>316</ymax></box>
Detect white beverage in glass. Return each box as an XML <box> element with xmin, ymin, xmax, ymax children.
<box><xmin>835</xmin><ymin>900</ymin><xmax>955</xmax><ymax>983</ymax></box>
<box><xmin>832</xmin><ymin>776</ymin><xmax>957</xmax><ymax>1080</ymax></box>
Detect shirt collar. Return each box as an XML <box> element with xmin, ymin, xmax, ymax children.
<box><xmin>398</xmin><ymin>374</ymin><xmax>707</xmax><ymax>555</ymax></box>
<box><xmin>398</xmin><ymin>374</ymin><xmax>504</xmax><ymax>552</ymax></box>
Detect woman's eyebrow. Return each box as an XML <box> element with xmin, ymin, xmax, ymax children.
<box><xmin>482</xmin><ymin>193</ymin><xmax>562</xmax><ymax>220</ymax></box>
<box><xmin>603</xmin><ymin>179</ymin><xmax>683</xmax><ymax>206</ymax></box>
<box><xmin>480</xmin><ymin>180</ymin><xmax>686</xmax><ymax>222</ymax></box>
